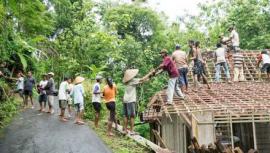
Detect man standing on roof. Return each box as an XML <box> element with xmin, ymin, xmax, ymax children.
<box><xmin>172</xmin><ymin>44</ymin><xmax>189</xmax><ymax>92</ymax></box>
<box><xmin>227</xmin><ymin>26</ymin><xmax>240</xmax><ymax>53</ymax></box>
<box><xmin>214</xmin><ymin>43</ymin><xmax>231</xmax><ymax>83</ymax></box>
<box><xmin>122</xmin><ymin>69</ymin><xmax>148</xmax><ymax>135</ymax></box>
<box><xmin>233</xmin><ymin>51</ymin><xmax>245</xmax><ymax>82</ymax></box>
<box><xmin>257</xmin><ymin>50</ymin><xmax>270</xmax><ymax>80</ymax></box>
<box><xmin>157</xmin><ymin>49</ymin><xmax>185</xmax><ymax>105</ymax></box>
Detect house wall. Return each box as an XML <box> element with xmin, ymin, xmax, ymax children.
<box><xmin>256</xmin><ymin>123</ymin><xmax>270</xmax><ymax>153</ymax></box>
<box><xmin>161</xmin><ymin>114</ymin><xmax>187</xmax><ymax>153</ymax></box>
<box><xmin>193</xmin><ymin>112</ymin><xmax>215</xmax><ymax>145</ymax></box>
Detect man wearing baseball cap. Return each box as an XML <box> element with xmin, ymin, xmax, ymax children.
<box><xmin>157</xmin><ymin>49</ymin><xmax>185</xmax><ymax>105</ymax></box>
<box><xmin>45</xmin><ymin>72</ymin><xmax>55</xmax><ymax>114</ymax></box>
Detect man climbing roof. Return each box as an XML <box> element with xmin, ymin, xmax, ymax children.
<box><xmin>257</xmin><ymin>50</ymin><xmax>270</xmax><ymax>80</ymax></box>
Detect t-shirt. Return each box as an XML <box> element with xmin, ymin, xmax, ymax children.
<box><xmin>16</xmin><ymin>77</ymin><xmax>24</xmax><ymax>90</ymax></box>
<box><xmin>58</xmin><ymin>81</ymin><xmax>69</xmax><ymax>100</ymax></box>
<box><xmin>39</xmin><ymin>80</ymin><xmax>48</xmax><ymax>95</ymax></box>
<box><xmin>24</xmin><ymin>77</ymin><xmax>36</xmax><ymax>91</ymax></box>
<box><xmin>230</xmin><ymin>30</ymin><xmax>240</xmax><ymax>46</ymax></box>
<box><xmin>172</xmin><ymin>50</ymin><xmax>188</xmax><ymax>69</ymax></box>
<box><xmin>71</xmin><ymin>83</ymin><xmax>84</xmax><ymax>104</ymax></box>
<box><xmin>215</xmin><ymin>47</ymin><xmax>226</xmax><ymax>64</ymax></box>
<box><xmin>233</xmin><ymin>53</ymin><xmax>244</xmax><ymax>68</ymax></box>
<box><xmin>92</xmin><ymin>82</ymin><xmax>101</xmax><ymax>103</ymax></box>
<box><xmin>123</xmin><ymin>78</ymin><xmax>140</xmax><ymax>103</ymax></box>
<box><xmin>161</xmin><ymin>56</ymin><xmax>179</xmax><ymax>78</ymax></box>
<box><xmin>103</xmin><ymin>84</ymin><xmax>117</xmax><ymax>103</ymax></box>
<box><xmin>45</xmin><ymin>78</ymin><xmax>55</xmax><ymax>95</ymax></box>
<box><xmin>258</xmin><ymin>54</ymin><xmax>270</xmax><ymax>65</ymax></box>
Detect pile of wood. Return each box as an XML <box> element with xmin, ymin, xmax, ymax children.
<box><xmin>187</xmin><ymin>137</ymin><xmax>259</xmax><ymax>153</ymax></box>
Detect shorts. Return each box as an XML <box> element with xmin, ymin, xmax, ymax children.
<box><xmin>106</xmin><ymin>102</ymin><xmax>116</xmax><ymax>122</ymax></box>
<box><xmin>75</xmin><ymin>103</ymin><xmax>84</xmax><ymax>113</ymax></box>
<box><xmin>47</xmin><ymin>95</ymin><xmax>54</xmax><ymax>107</ymax></box>
<box><xmin>261</xmin><ymin>63</ymin><xmax>270</xmax><ymax>73</ymax></box>
<box><xmin>39</xmin><ymin>94</ymin><xmax>47</xmax><ymax>103</ymax></box>
<box><xmin>16</xmin><ymin>89</ymin><xmax>24</xmax><ymax>98</ymax></box>
<box><xmin>59</xmin><ymin>100</ymin><xmax>67</xmax><ymax>109</ymax></box>
<box><xmin>178</xmin><ymin>68</ymin><xmax>188</xmax><ymax>87</ymax></box>
<box><xmin>123</xmin><ymin>102</ymin><xmax>136</xmax><ymax>118</ymax></box>
<box><xmin>92</xmin><ymin>102</ymin><xmax>101</xmax><ymax>113</ymax></box>
<box><xmin>67</xmin><ymin>97</ymin><xmax>72</xmax><ymax>105</ymax></box>
<box><xmin>24</xmin><ymin>90</ymin><xmax>33</xmax><ymax>96</ymax></box>
<box><xmin>193</xmin><ymin>60</ymin><xmax>205</xmax><ymax>75</ymax></box>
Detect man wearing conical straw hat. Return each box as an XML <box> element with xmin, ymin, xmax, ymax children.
<box><xmin>71</xmin><ymin>76</ymin><xmax>85</xmax><ymax>125</ymax></box>
<box><xmin>122</xmin><ymin>69</ymin><xmax>148</xmax><ymax>135</ymax></box>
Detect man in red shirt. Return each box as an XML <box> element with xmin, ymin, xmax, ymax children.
<box><xmin>157</xmin><ymin>49</ymin><xmax>185</xmax><ymax>105</ymax></box>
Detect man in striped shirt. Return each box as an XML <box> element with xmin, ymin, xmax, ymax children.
<box><xmin>233</xmin><ymin>52</ymin><xmax>245</xmax><ymax>82</ymax></box>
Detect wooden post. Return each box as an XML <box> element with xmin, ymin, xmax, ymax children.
<box><xmin>252</xmin><ymin>114</ymin><xmax>257</xmax><ymax>150</ymax></box>
<box><xmin>230</xmin><ymin>113</ymin><xmax>234</xmax><ymax>149</ymax></box>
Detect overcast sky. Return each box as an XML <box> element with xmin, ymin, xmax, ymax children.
<box><xmin>146</xmin><ymin>0</ymin><xmax>209</xmax><ymax>21</ymax></box>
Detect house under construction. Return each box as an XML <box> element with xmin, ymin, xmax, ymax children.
<box><xmin>143</xmin><ymin>51</ymin><xmax>270</xmax><ymax>153</ymax></box>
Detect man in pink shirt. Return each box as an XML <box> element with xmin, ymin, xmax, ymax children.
<box><xmin>157</xmin><ymin>49</ymin><xmax>185</xmax><ymax>105</ymax></box>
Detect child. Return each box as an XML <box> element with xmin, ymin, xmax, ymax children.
<box><xmin>71</xmin><ymin>76</ymin><xmax>85</xmax><ymax>125</ymax></box>
<box><xmin>257</xmin><ymin>50</ymin><xmax>270</xmax><ymax>80</ymax></box>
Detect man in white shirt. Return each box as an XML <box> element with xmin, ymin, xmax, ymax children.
<box><xmin>228</xmin><ymin>26</ymin><xmax>240</xmax><ymax>53</ymax></box>
<box><xmin>214</xmin><ymin>43</ymin><xmax>231</xmax><ymax>83</ymax></box>
<box><xmin>38</xmin><ymin>74</ymin><xmax>48</xmax><ymax>112</ymax></box>
<box><xmin>16</xmin><ymin>72</ymin><xmax>24</xmax><ymax>99</ymax></box>
<box><xmin>92</xmin><ymin>75</ymin><xmax>102</xmax><ymax>128</ymax></box>
<box><xmin>257</xmin><ymin>50</ymin><xmax>270</xmax><ymax>80</ymax></box>
<box><xmin>58</xmin><ymin>77</ymin><xmax>71</xmax><ymax>122</ymax></box>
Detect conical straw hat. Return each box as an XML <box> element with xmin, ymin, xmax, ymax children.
<box><xmin>74</xmin><ymin>76</ymin><xmax>85</xmax><ymax>84</ymax></box>
<box><xmin>123</xmin><ymin>69</ymin><xmax>139</xmax><ymax>83</ymax></box>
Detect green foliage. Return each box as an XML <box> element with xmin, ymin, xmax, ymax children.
<box><xmin>90</xmin><ymin>121</ymin><xmax>151</xmax><ymax>153</ymax></box>
<box><xmin>1</xmin><ymin>0</ymin><xmax>270</xmax><ymax>146</ymax></box>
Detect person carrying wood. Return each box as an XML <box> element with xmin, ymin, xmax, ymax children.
<box><xmin>156</xmin><ymin>49</ymin><xmax>185</xmax><ymax>105</ymax></box>
<box><xmin>122</xmin><ymin>69</ymin><xmax>148</xmax><ymax>135</ymax></box>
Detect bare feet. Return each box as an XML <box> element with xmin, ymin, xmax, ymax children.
<box><xmin>107</xmin><ymin>132</ymin><xmax>114</xmax><ymax>136</ymax></box>
<box><xmin>60</xmin><ymin>118</ymin><xmax>68</xmax><ymax>122</ymax></box>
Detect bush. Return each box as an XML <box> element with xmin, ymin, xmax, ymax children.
<box><xmin>0</xmin><ymin>98</ymin><xmax>20</xmax><ymax>128</ymax></box>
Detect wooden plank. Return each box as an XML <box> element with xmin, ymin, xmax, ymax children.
<box><xmin>111</xmin><ymin>123</ymin><xmax>170</xmax><ymax>153</ymax></box>
<box><xmin>152</xmin><ymin>129</ymin><xmax>169</xmax><ymax>148</ymax></box>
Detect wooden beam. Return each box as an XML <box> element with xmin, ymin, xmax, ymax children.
<box><xmin>152</xmin><ymin>129</ymin><xmax>168</xmax><ymax>148</ymax></box>
<box><xmin>111</xmin><ymin>122</ymin><xmax>170</xmax><ymax>153</ymax></box>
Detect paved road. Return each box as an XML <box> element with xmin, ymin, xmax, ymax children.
<box><xmin>0</xmin><ymin>100</ymin><xmax>112</xmax><ymax>153</ymax></box>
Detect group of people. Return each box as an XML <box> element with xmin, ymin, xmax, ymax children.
<box><xmin>1</xmin><ymin>25</ymin><xmax>270</xmax><ymax>139</ymax></box>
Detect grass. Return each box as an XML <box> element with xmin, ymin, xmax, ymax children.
<box><xmin>89</xmin><ymin>121</ymin><xmax>152</xmax><ymax>153</ymax></box>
